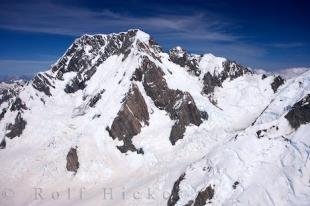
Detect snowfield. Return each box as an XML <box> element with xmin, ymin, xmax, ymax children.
<box><xmin>0</xmin><ymin>29</ymin><xmax>309</xmax><ymax>206</ymax></box>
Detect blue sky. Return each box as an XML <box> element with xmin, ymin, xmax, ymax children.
<box><xmin>0</xmin><ymin>0</ymin><xmax>309</xmax><ymax>76</ymax></box>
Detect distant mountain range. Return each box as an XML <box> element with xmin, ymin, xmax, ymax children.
<box><xmin>0</xmin><ymin>74</ymin><xmax>33</xmax><ymax>83</ymax></box>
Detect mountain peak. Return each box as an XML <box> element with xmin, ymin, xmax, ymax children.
<box><xmin>169</xmin><ymin>46</ymin><xmax>187</xmax><ymax>57</ymax></box>
<box><xmin>44</xmin><ymin>29</ymin><xmax>162</xmax><ymax>94</ymax></box>
<box><xmin>75</xmin><ymin>29</ymin><xmax>150</xmax><ymax>46</ymax></box>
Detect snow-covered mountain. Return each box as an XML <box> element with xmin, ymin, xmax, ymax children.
<box><xmin>0</xmin><ymin>29</ymin><xmax>309</xmax><ymax>206</ymax></box>
<box><xmin>0</xmin><ymin>75</ymin><xmax>33</xmax><ymax>83</ymax></box>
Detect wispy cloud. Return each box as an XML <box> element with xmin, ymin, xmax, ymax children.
<box><xmin>270</xmin><ymin>42</ymin><xmax>305</xmax><ymax>49</ymax></box>
<box><xmin>0</xmin><ymin>1</ymin><xmax>236</xmax><ymax>42</ymax></box>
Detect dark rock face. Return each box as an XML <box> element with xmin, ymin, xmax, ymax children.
<box><xmin>131</xmin><ymin>68</ymin><xmax>143</xmax><ymax>81</ymax></box>
<box><xmin>107</xmin><ymin>83</ymin><xmax>149</xmax><ymax>153</ymax></box>
<box><xmin>256</xmin><ymin>129</ymin><xmax>267</xmax><ymax>138</ymax></box>
<box><xmin>52</xmin><ymin>38</ymin><xmax>102</xmax><ymax>82</ymax></box>
<box><xmin>32</xmin><ymin>73</ymin><xmax>54</xmax><ymax>96</ymax></box>
<box><xmin>92</xmin><ymin>114</ymin><xmax>101</xmax><ymax>119</ymax></box>
<box><xmin>285</xmin><ymin>94</ymin><xmax>310</xmax><ymax>129</ymax></box>
<box><xmin>167</xmin><ymin>173</ymin><xmax>185</xmax><ymax>206</ymax></box>
<box><xmin>202</xmin><ymin>60</ymin><xmax>251</xmax><ymax>95</ymax></box>
<box><xmin>141</xmin><ymin>58</ymin><xmax>171</xmax><ymax>109</ymax></box>
<box><xmin>136</xmin><ymin>38</ymin><xmax>162</xmax><ymax>63</ymax></box>
<box><xmin>0</xmin><ymin>108</ymin><xmax>7</xmax><ymax>121</ymax></box>
<box><xmin>200</xmin><ymin>111</ymin><xmax>209</xmax><ymax>120</ymax></box>
<box><xmin>222</xmin><ymin>60</ymin><xmax>251</xmax><ymax>80</ymax></box>
<box><xmin>141</xmin><ymin>57</ymin><xmax>202</xmax><ymax>145</ymax></box>
<box><xmin>53</xmin><ymin>34</ymin><xmax>114</xmax><ymax>93</ymax></box>
<box><xmin>169</xmin><ymin>92</ymin><xmax>203</xmax><ymax>145</ymax></box>
<box><xmin>184</xmin><ymin>200</ymin><xmax>194</xmax><ymax>206</ymax></box>
<box><xmin>256</xmin><ymin>125</ymin><xmax>279</xmax><ymax>138</ymax></box>
<box><xmin>0</xmin><ymin>138</ymin><xmax>6</xmax><ymax>149</ymax></box>
<box><xmin>0</xmin><ymin>84</ymin><xmax>26</xmax><ymax>143</ymax></box>
<box><xmin>5</xmin><ymin>112</ymin><xmax>27</xmax><ymax>139</ymax></box>
<box><xmin>193</xmin><ymin>185</ymin><xmax>215</xmax><ymax>206</ymax></box>
<box><xmin>168</xmin><ymin>176</ymin><xmax>214</xmax><ymax>206</ymax></box>
<box><xmin>66</xmin><ymin>147</ymin><xmax>79</xmax><ymax>173</ymax></box>
<box><xmin>0</xmin><ymin>87</ymin><xmax>17</xmax><ymax>106</ymax></box>
<box><xmin>169</xmin><ymin>47</ymin><xmax>201</xmax><ymax>76</ymax></box>
<box><xmin>168</xmin><ymin>174</ymin><xmax>214</xmax><ymax>206</ymax></box>
<box><xmin>10</xmin><ymin>97</ymin><xmax>27</xmax><ymax>111</ymax></box>
<box><xmin>0</xmin><ymin>90</ymin><xmax>12</xmax><ymax>106</ymax></box>
<box><xmin>271</xmin><ymin>76</ymin><xmax>285</xmax><ymax>93</ymax></box>
<box><xmin>202</xmin><ymin>72</ymin><xmax>222</xmax><ymax>95</ymax></box>
<box><xmin>262</xmin><ymin>74</ymin><xmax>267</xmax><ymax>79</ymax></box>
<box><xmin>232</xmin><ymin>181</ymin><xmax>239</xmax><ymax>189</ymax></box>
<box><xmin>88</xmin><ymin>89</ymin><xmax>105</xmax><ymax>108</ymax></box>
<box><xmin>64</xmin><ymin>68</ymin><xmax>96</xmax><ymax>93</ymax></box>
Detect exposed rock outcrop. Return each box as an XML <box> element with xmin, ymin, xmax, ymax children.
<box><xmin>256</xmin><ymin>125</ymin><xmax>279</xmax><ymax>138</ymax></box>
<box><xmin>202</xmin><ymin>72</ymin><xmax>222</xmax><ymax>95</ymax></box>
<box><xmin>232</xmin><ymin>181</ymin><xmax>239</xmax><ymax>189</ymax></box>
<box><xmin>193</xmin><ymin>185</ymin><xmax>215</xmax><ymax>206</ymax></box>
<box><xmin>32</xmin><ymin>73</ymin><xmax>55</xmax><ymax>96</ymax></box>
<box><xmin>167</xmin><ymin>173</ymin><xmax>185</xmax><ymax>206</ymax></box>
<box><xmin>10</xmin><ymin>97</ymin><xmax>27</xmax><ymax>111</ymax></box>
<box><xmin>168</xmin><ymin>173</ymin><xmax>214</xmax><ymax>206</ymax></box>
<box><xmin>222</xmin><ymin>60</ymin><xmax>251</xmax><ymax>80</ymax></box>
<box><xmin>5</xmin><ymin>112</ymin><xmax>27</xmax><ymax>139</ymax></box>
<box><xmin>56</xmin><ymin>34</ymin><xmax>120</xmax><ymax>92</ymax></box>
<box><xmin>88</xmin><ymin>89</ymin><xmax>105</xmax><ymax>108</ymax></box>
<box><xmin>66</xmin><ymin>147</ymin><xmax>79</xmax><ymax>174</ymax></box>
<box><xmin>202</xmin><ymin>60</ymin><xmax>251</xmax><ymax>95</ymax></box>
<box><xmin>0</xmin><ymin>87</ymin><xmax>17</xmax><ymax>106</ymax></box>
<box><xmin>0</xmin><ymin>138</ymin><xmax>6</xmax><ymax>149</ymax></box>
<box><xmin>131</xmin><ymin>68</ymin><xmax>143</xmax><ymax>81</ymax></box>
<box><xmin>271</xmin><ymin>76</ymin><xmax>285</xmax><ymax>93</ymax></box>
<box><xmin>169</xmin><ymin>92</ymin><xmax>203</xmax><ymax>145</ymax></box>
<box><xmin>0</xmin><ymin>108</ymin><xmax>6</xmax><ymax>121</ymax></box>
<box><xmin>107</xmin><ymin>83</ymin><xmax>149</xmax><ymax>153</ymax></box>
<box><xmin>256</xmin><ymin>129</ymin><xmax>267</xmax><ymax>138</ymax></box>
<box><xmin>141</xmin><ymin>57</ymin><xmax>202</xmax><ymax>145</ymax></box>
<box><xmin>169</xmin><ymin>47</ymin><xmax>201</xmax><ymax>76</ymax></box>
<box><xmin>200</xmin><ymin>111</ymin><xmax>209</xmax><ymax>120</ymax></box>
<box><xmin>52</xmin><ymin>37</ymin><xmax>102</xmax><ymax>81</ymax></box>
<box><xmin>285</xmin><ymin>94</ymin><xmax>310</xmax><ymax>129</ymax></box>
<box><xmin>64</xmin><ymin>68</ymin><xmax>95</xmax><ymax>93</ymax></box>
